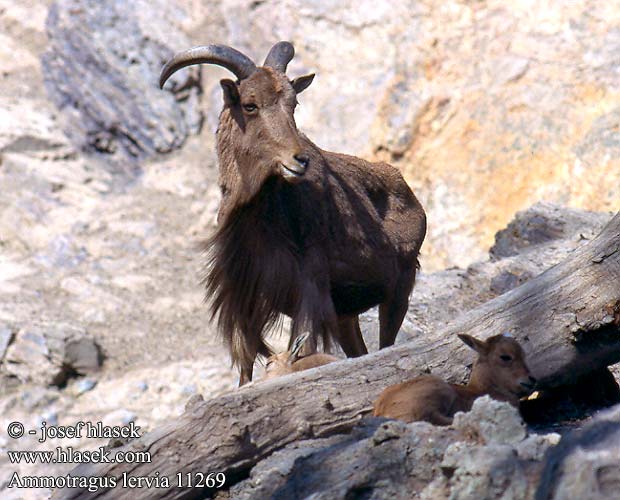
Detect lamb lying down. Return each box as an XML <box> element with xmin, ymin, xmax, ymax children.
<box><xmin>373</xmin><ymin>333</ymin><xmax>537</xmax><ymax>425</ymax></box>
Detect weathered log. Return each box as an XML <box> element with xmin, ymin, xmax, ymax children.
<box><xmin>54</xmin><ymin>211</ymin><xmax>620</xmax><ymax>499</ymax></box>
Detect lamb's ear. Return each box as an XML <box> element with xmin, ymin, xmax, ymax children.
<box><xmin>291</xmin><ymin>73</ymin><xmax>315</xmax><ymax>94</ymax></box>
<box><xmin>220</xmin><ymin>79</ymin><xmax>240</xmax><ymax>106</ymax></box>
<box><xmin>457</xmin><ymin>334</ymin><xmax>488</xmax><ymax>354</ymax></box>
<box><xmin>289</xmin><ymin>332</ymin><xmax>311</xmax><ymax>364</ymax></box>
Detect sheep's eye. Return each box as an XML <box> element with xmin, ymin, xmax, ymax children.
<box><xmin>500</xmin><ymin>354</ymin><xmax>512</xmax><ymax>362</ymax></box>
<box><xmin>243</xmin><ymin>103</ymin><xmax>258</xmax><ymax>113</ymax></box>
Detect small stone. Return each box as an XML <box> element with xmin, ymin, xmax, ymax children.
<box><xmin>75</xmin><ymin>377</ymin><xmax>97</xmax><ymax>395</ymax></box>
<box><xmin>38</xmin><ymin>411</ymin><xmax>59</xmax><ymax>427</ymax></box>
<box><xmin>181</xmin><ymin>384</ymin><xmax>197</xmax><ymax>395</ymax></box>
<box><xmin>0</xmin><ymin>326</ymin><xmax>14</xmax><ymax>361</ymax></box>
<box><xmin>496</xmin><ymin>56</ymin><xmax>529</xmax><ymax>84</ymax></box>
<box><xmin>103</xmin><ymin>409</ymin><xmax>136</xmax><ymax>427</ymax></box>
<box><xmin>64</xmin><ymin>337</ymin><xmax>102</xmax><ymax>375</ymax></box>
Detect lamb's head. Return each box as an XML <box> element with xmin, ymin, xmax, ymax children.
<box><xmin>160</xmin><ymin>42</ymin><xmax>315</xmax><ymax>184</ymax></box>
<box><xmin>263</xmin><ymin>331</ymin><xmax>310</xmax><ymax>380</ymax></box>
<box><xmin>458</xmin><ymin>333</ymin><xmax>537</xmax><ymax>406</ymax></box>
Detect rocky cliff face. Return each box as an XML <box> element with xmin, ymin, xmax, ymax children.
<box><xmin>176</xmin><ymin>0</ymin><xmax>620</xmax><ymax>270</ymax></box>
<box><xmin>11</xmin><ymin>1</ymin><xmax>620</xmax><ymax>270</ymax></box>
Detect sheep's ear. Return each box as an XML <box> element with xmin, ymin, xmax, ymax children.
<box><xmin>458</xmin><ymin>334</ymin><xmax>488</xmax><ymax>354</ymax></box>
<box><xmin>291</xmin><ymin>73</ymin><xmax>315</xmax><ymax>94</ymax></box>
<box><xmin>220</xmin><ymin>79</ymin><xmax>240</xmax><ymax>106</ymax></box>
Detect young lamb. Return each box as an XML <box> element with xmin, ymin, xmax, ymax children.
<box><xmin>262</xmin><ymin>333</ymin><xmax>339</xmax><ymax>380</ymax></box>
<box><xmin>373</xmin><ymin>333</ymin><xmax>537</xmax><ymax>425</ymax></box>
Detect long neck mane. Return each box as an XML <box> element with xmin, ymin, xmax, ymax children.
<box><xmin>205</xmin><ymin>114</ymin><xmax>326</xmax><ymax>367</ymax></box>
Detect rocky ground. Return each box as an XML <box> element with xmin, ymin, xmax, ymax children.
<box><xmin>1</xmin><ymin>1</ymin><xmax>620</xmax><ymax>499</ymax></box>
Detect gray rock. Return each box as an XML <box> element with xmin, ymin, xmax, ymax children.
<box><xmin>434</xmin><ymin>442</ymin><xmax>532</xmax><ymax>500</ymax></box>
<box><xmin>41</xmin><ymin>0</ymin><xmax>203</xmax><ymax>170</ymax></box>
<box><xmin>230</xmin><ymin>407</ymin><xmax>560</xmax><ymax>500</ymax></box>
<box><xmin>229</xmin><ymin>418</ymin><xmax>455</xmax><ymax>499</ymax></box>
<box><xmin>2</xmin><ymin>322</ymin><xmax>102</xmax><ymax>386</ymax></box>
<box><xmin>103</xmin><ymin>408</ymin><xmax>137</xmax><ymax>427</ymax></box>
<box><xmin>65</xmin><ymin>337</ymin><xmax>102</xmax><ymax>375</ymax></box>
<box><xmin>0</xmin><ymin>327</ymin><xmax>14</xmax><ymax>361</ymax></box>
<box><xmin>516</xmin><ymin>433</ymin><xmax>561</xmax><ymax>462</ymax></box>
<box><xmin>452</xmin><ymin>396</ymin><xmax>527</xmax><ymax>446</ymax></box>
<box><xmin>535</xmin><ymin>403</ymin><xmax>620</xmax><ymax>500</ymax></box>
<box><xmin>490</xmin><ymin>202</ymin><xmax>612</xmax><ymax>259</ymax></box>
<box><xmin>75</xmin><ymin>378</ymin><xmax>97</xmax><ymax>395</ymax></box>
<box><xmin>38</xmin><ymin>411</ymin><xmax>59</xmax><ymax>427</ymax></box>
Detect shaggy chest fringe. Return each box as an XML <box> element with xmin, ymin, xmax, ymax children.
<box><xmin>202</xmin><ymin>182</ymin><xmax>317</xmax><ymax>362</ymax></box>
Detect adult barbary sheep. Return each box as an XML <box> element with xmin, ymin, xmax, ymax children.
<box><xmin>160</xmin><ymin>41</ymin><xmax>426</xmax><ymax>385</ymax></box>
<box><xmin>373</xmin><ymin>333</ymin><xmax>537</xmax><ymax>425</ymax></box>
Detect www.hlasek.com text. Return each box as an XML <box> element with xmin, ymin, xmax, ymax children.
<box><xmin>7</xmin><ymin>446</ymin><xmax>151</xmax><ymax>465</ymax></box>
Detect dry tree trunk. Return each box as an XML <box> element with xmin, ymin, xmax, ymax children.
<box><xmin>54</xmin><ymin>212</ymin><xmax>620</xmax><ymax>500</ymax></box>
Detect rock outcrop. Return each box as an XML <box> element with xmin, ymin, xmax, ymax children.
<box><xmin>41</xmin><ymin>0</ymin><xmax>203</xmax><ymax>169</ymax></box>
<box><xmin>1</xmin><ymin>321</ymin><xmax>102</xmax><ymax>386</ymax></box>
<box><xmin>225</xmin><ymin>397</ymin><xmax>559</xmax><ymax>500</ymax></box>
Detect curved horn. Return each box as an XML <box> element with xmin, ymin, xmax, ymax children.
<box><xmin>159</xmin><ymin>45</ymin><xmax>257</xmax><ymax>89</ymax></box>
<box><xmin>263</xmin><ymin>41</ymin><xmax>295</xmax><ymax>73</ymax></box>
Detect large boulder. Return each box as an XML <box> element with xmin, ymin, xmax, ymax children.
<box><xmin>1</xmin><ymin>321</ymin><xmax>102</xmax><ymax>386</ymax></box>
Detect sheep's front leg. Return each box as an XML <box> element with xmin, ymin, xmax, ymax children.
<box><xmin>292</xmin><ymin>262</ymin><xmax>340</xmax><ymax>354</ymax></box>
<box><xmin>239</xmin><ymin>367</ymin><xmax>252</xmax><ymax>386</ymax></box>
<box><xmin>236</xmin><ymin>326</ymin><xmax>271</xmax><ymax>387</ymax></box>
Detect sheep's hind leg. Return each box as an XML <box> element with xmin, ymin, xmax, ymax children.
<box><xmin>379</xmin><ymin>272</ymin><xmax>414</xmax><ymax>348</ymax></box>
<box><xmin>337</xmin><ymin>316</ymin><xmax>368</xmax><ymax>357</ymax></box>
